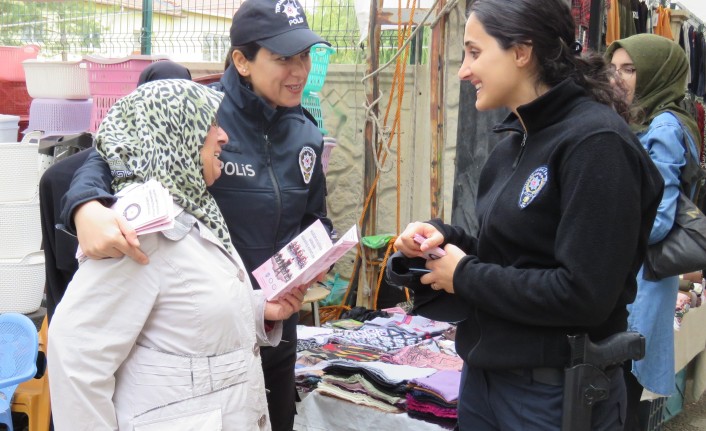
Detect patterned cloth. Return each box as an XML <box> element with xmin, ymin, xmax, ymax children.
<box><xmin>381</xmin><ymin>344</ymin><xmax>463</xmax><ymax>371</ymax></box>
<box><xmin>328</xmin><ymin>326</ymin><xmax>423</xmax><ymax>353</ymax></box>
<box><xmin>363</xmin><ymin>313</ymin><xmax>451</xmax><ymax>337</ymax></box>
<box><xmin>96</xmin><ymin>79</ymin><xmax>232</xmax><ymax>252</ymax></box>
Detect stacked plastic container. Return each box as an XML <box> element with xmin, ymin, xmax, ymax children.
<box><xmin>0</xmin><ymin>45</ymin><xmax>40</xmax><ymax>141</ymax></box>
<box><xmin>83</xmin><ymin>55</ymin><xmax>167</xmax><ymax>132</ymax></box>
<box><xmin>301</xmin><ymin>44</ymin><xmax>335</xmax><ymax>136</ymax></box>
<box><xmin>0</xmin><ymin>132</ymin><xmax>46</xmax><ymax>314</ymax></box>
<box><xmin>23</xmin><ymin>59</ymin><xmax>93</xmax><ymax>139</ymax></box>
<box><xmin>300</xmin><ymin>44</ymin><xmax>336</xmax><ymax>174</ymax></box>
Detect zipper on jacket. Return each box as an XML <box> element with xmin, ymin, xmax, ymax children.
<box><xmin>264</xmin><ymin>133</ymin><xmax>283</xmax><ymax>255</ymax></box>
<box><xmin>479</xmin><ymin>131</ymin><xmax>525</xmax><ymax>236</ymax></box>
<box><xmin>511</xmin><ymin>132</ymin><xmax>527</xmax><ymax>169</ymax></box>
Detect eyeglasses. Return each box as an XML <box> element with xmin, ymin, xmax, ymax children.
<box><xmin>211</xmin><ymin>117</ymin><xmax>219</xmax><ymax>129</ymax></box>
<box><xmin>609</xmin><ymin>64</ymin><xmax>637</xmax><ymax>79</ymax></box>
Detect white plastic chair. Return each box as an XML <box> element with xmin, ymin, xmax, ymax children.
<box><xmin>0</xmin><ymin>313</ymin><xmax>39</xmax><ymax>431</ymax></box>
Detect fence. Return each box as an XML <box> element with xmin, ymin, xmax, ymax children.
<box><xmin>0</xmin><ymin>0</ymin><xmax>428</xmax><ymax>64</ymax></box>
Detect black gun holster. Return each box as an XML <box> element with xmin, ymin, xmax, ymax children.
<box><xmin>560</xmin><ymin>332</ymin><xmax>645</xmax><ymax>431</ymax></box>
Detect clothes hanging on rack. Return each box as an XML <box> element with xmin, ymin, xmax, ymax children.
<box><xmin>606</xmin><ymin>0</ymin><xmax>621</xmax><ymax>45</ymax></box>
<box><xmin>655</xmin><ymin>6</ymin><xmax>674</xmax><ymax>39</ymax></box>
<box><xmin>637</xmin><ymin>0</ymin><xmax>649</xmax><ymax>33</ymax></box>
<box><xmin>571</xmin><ymin>0</ymin><xmax>590</xmax><ymax>48</ymax></box>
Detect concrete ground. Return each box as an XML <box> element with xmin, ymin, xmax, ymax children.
<box><xmin>665</xmin><ymin>396</ymin><xmax>706</xmax><ymax>430</ymax></box>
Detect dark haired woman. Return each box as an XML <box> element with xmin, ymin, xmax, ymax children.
<box><xmin>393</xmin><ymin>0</ymin><xmax>664</xmax><ymax>429</ymax></box>
<box><xmin>607</xmin><ymin>34</ymin><xmax>701</xmax><ymax>431</ymax></box>
<box><xmin>58</xmin><ymin>0</ymin><xmax>332</xmax><ymax>429</ymax></box>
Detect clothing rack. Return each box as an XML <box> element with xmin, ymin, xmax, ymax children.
<box><xmin>674</xmin><ymin>2</ymin><xmax>706</xmax><ymax>31</ymax></box>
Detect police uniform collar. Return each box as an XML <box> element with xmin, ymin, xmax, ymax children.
<box><xmin>495</xmin><ymin>78</ymin><xmax>587</xmax><ymax>136</ymax></box>
<box><xmin>221</xmin><ymin>65</ymin><xmax>279</xmax><ymax>123</ymax></box>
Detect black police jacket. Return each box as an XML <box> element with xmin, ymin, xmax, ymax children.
<box><xmin>211</xmin><ymin>65</ymin><xmax>332</xmax><ymax>278</ymax></box>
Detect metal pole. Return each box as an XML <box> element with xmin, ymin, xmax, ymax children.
<box><xmin>429</xmin><ymin>0</ymin><xmax>446</xmax><ymax>219</ymax></box>
<box><xmin>359</xmin><ymin>0</ymin><xmax>381</xmax><ymax>309</ymax></box>
<box><xmin>141</xmin><ymin>0</ymin><xmax>153</xmax><ymax>55</ymax></box>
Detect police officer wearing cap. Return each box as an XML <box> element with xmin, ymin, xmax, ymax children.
<box><xmin>212</xmin><ymin>1</ymin><xmax>334</xmax><ymax>430</ymax></box>
<box><xmin>59</xmin><ymin>0</ymin><xmax>333</xmax><ymax>430</ymax></box>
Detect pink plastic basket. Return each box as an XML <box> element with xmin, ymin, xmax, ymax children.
<box><xmin>26</xmin><ymin>98</ymin><xmax>93</xmax><ymax>137</ymax></box>
<box><xmin>0</xmin><ymin>45</ymin><xmax>40</xmax><ymax>81</ymax></box>
<box><xmin>83</xmin><ymin>55</ymin><xmax>167</xmax><ymax>96</ymax></box>
<box><xmin>89</xmin><ymin>95</ymin><xmax>121</xmax><ymax>133</ymax></box>
<box><xmin>84</xmin><ymin>55</ymin><xmax>167</xmax><ymax>132</ymax></box>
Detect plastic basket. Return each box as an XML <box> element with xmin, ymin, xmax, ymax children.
<box><xmin>639</xmin><ymin>397</ymin><xmax>665</xmax><ymax>431</ymax></box>
<box><xmin>23</xmin><ymin>59</ymin><xmax>90</xmax><ymax>99</ymax></box>
<box><xmin>17</xmin><ymin>116</ymin><xmax>28</xmax><ymax>143</ymax></box>
<box><xmin>304</xmin><ymin>44</ymin><xmax>335</xmax><ymax>95</ymax></box>
<box><xmin>84</xmin><ymin>55</ymin><xmax>167</xmax><ymax>96</ymax></box>
<box><xmin>301</xmin><ymin>93</ymin><xmax>327</xmax><ymax>135</ymax></box>
<box><xmin>0</xmin><ymin>199</ymin><xmax>41</xmax><ymax>259</ymax></box>
<box><xmin>90</xmin><ymin>94</ymin><xmax>121</xmax><ymax>133</ymax></box>
<box><xmin>322</xmin><ymin>137</ymin><xmax>337</xmax><ymax>175</ymax></box>
<box><xmin>0</xmin><ymin>45</ymin><xmax>40</xmax><ymax>82</ymax></box>
<box><xmin>0</xmin><ymin>134</ymin><xmax>40</xmax><ymax>202</ymax></box>
<box><xmin>84</xmin><ymin>55</ymin><xmax>166</xmax><ymax>132</ymax></box>
<box><xmin>0</xmin><ymin>114</ymin><xmax>20</xmax><ymax>143</ymax></box>
<box><xmin>0</xmin><ymin>251</ymin><xmax>45</xmax><ymax>314</ymax></box>
<box><xmin>26</xmin><ymin>98</ymin><xmax>93</xmax><ymax>137</ymax></box>
<box><xmin>0</xmin><ymin>80</ymin><xmax>32</xmax><ymax>117</ymax></box>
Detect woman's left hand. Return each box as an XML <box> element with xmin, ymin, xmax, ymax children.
<box><xmin>264</xmin><ymin>285</ymin><xmax>308</xmax><ymax>321</ymax></box>
<box><xmin>419</xmin><ymin>244</ymin><xmax>466</xmax><ymax>294</ymax></box>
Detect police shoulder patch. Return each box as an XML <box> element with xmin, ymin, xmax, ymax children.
<box><xmin>518</xmin><ymin>165</ymin><xmax>549</xmax><ymax>209</ymax></box>
<box><xmin>299</xmin><ymin>146</ymin><xmax>316</xmax><ymax>184</ymax></box>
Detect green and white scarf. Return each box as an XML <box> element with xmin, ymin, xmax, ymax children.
<box><xmin>95</xmin><ymin>79</ymin><xmax>233</xmax><ymax>252</ymax></box>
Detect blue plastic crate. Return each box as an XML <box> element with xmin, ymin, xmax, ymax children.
<box><xmin>304</xmin><ymin>44</ymin><xmax>335</xmax><ymax>95</ymax></box>
<box><xmin>301</xmin><ymin>93</ymin><xmax>326</xmax><ymax>135</ymax></box>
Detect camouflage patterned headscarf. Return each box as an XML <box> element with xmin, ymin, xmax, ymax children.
<box><xmin>95</xmin><ymin>79</ymin><xmax>233</xmax><ymax>252</ymax></box>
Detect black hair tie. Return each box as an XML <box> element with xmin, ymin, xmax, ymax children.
<box><xmin>570</xmin><ymin>40</ymin><xmax>582</xmax><ymax>55</ymax></box>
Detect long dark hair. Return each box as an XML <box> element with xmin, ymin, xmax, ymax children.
<box><xmin>469</xmin><ymin>0</ymin><xmax>630</xmax><ymax>121</ymax></box>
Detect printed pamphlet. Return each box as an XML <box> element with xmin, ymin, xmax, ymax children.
<box><xmin>253</xmin><ymin>220</ymin><xmax>359</xmax><ymax>301</ymax></box>
<box><xmin>75</xmin><ymin>180</ymin><xmax>177</xmax><ymax>259</ymax></box>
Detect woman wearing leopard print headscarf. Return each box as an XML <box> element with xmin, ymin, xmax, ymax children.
<box><xmin>48</xmin><ymin>79</ymin><xmax>306</xmax><ymax>431</ymax></box>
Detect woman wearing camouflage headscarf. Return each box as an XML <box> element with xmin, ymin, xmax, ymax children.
<box><xmin>607</xmin><ymin>34</ymin><xmax>701</xmax><ymax>431</ymax></box>
<box><xmin>48</xmin><ymin>80</ymin><xmax>306</xmax><ymax>430</ymax></box>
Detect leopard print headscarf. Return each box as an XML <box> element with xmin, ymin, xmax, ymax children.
<box><xmin>95</xmin><ymin>79</ymin><xmax>233</xmax><ymax>253</ymax></box>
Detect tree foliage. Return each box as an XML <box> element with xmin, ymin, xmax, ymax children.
<box><xmin>0</xmin><ymin>1</ymin><xmax>106</xmax><ymax>56</ymax></box>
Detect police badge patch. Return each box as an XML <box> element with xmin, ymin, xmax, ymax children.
<box><xmin>519</xmin><ymin>165</ymin><xmax>549</xmax><ymax>209</ymax></box>
<box><xmin>299</xmin><ymin>146</ymin><xmax>316</xmax><ymax>184</ymax></box>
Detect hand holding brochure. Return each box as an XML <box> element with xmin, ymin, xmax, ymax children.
<box><xmin>75</xmin><ymin>180</ymin><xmax>177</xmax><ymax>259</ymax></box>
<box><xmin>253</xmin><ymin>220</ymin><xmax>359</xmax><ymax>301</ymax></box>
<box><xmin>110</xmin><ymin>179</ymin><xmax>177</xmax><ymax>234</ymax></box>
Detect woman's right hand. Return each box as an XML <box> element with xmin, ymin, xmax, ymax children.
<box><xmin>394</xmin><ymin>221</ymin><xmax>444</xmax><ymax>258</ymax></box>
<box><xmin>74</xmin><ymin>200</ymin><xmax>149</xmax><ymax>264</ymax></box>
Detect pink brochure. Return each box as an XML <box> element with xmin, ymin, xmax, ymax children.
<box><xmin>253</xmin><ymin>220</ymin><xmax>359</xmax><ymax>301</ymax></box>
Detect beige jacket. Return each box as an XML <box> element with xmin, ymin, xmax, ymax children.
<box><xmin>49</xmin><ymin>214</ymin><xmax>281</xmax><ymax>430</ymax></box>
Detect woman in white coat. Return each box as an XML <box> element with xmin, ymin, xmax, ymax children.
<box><xmin>48</xmin><ymin>79</ymin><xmax>306</xmax><ymax>430</ymax></box>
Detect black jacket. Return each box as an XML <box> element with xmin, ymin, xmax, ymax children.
<box><xmin>60</xmin><ymin>66</ymin><xmax>332</xmax><ymax>284</ymax></box>
<box><xmin>423</xmin><ymin>79</ymin><xmax>664</xmax><ymax>370</ymax></box>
